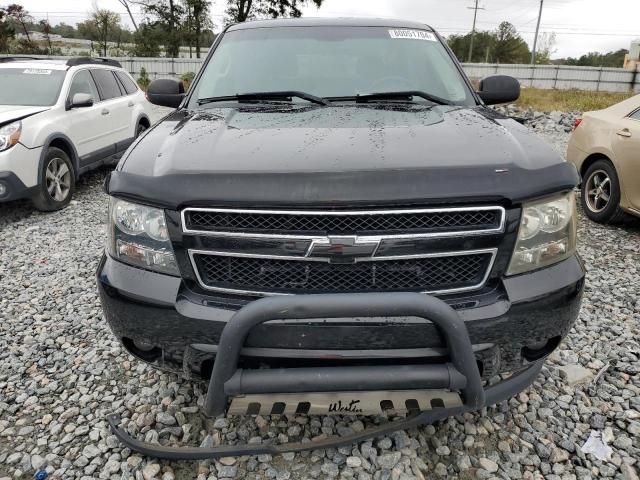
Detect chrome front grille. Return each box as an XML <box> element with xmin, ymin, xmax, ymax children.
<box><xmin>183</xmin><ymin>206</ymin><xmax>505</xmax><ymax>297</ymax></box>
<box><xmin>182</xmin><ymin>206</ymin><xmax>505</xmax><ymax>236</ymax></box>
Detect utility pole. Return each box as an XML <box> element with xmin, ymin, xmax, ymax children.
<box><xmin>467</xmin><ymin>0</ymin><xmax>485</xmax><ymax>62</ymax></box>
<box><xmin>530</xmin><ymin>0</ymin><xmax>544</xmax><ymax>64</ymax></box>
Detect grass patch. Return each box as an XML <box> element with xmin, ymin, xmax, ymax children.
<box><xmin>515</xmin><ymin>88</ymin><xmax>634</xmax><ymax>112</ymax></box>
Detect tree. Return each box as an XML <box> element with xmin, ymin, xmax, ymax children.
<box><xmin>133</xmin><ymin>0</ymin><xmax>185</xmax><ymax>57</ymax></box>
<box><xmin>183</xmin><ymin>0</ymin><xmax>211</xmax><ymax>58</ymax></box>
<box><xmin>562</xmin><ymin>49</ymin><xmax>629</xmax><ymax>68</ymax></box>
<box><xmin>447</xmin><ymin>22</ymin><xmax>530</xmax><ymax>64</ymax></box>
<box><xmin>39</xmin><ymin>19</ymin><xmax>52</xmax><ymax>53</ymax></box>
<box><xmin>493</xmin><ymin>22</ymin><xmax>530</xmax><ymax>64</ymax></box>
<box><xmin>448</xmin><ymin>31</ymin><xmax>495</xmax><ymax>63</ymax></box>
<box><xmin>130</xmin><ymin>22</ymin><xmax>163</xmax><ymax>56</ymax></box>
<box><xmin>226</xmin><ymin>0</ymin><xmax>323</xmax><ymax>23</ymax></box>
<box><xmin>6</xmin><ymin>4</ymin><xmax>32</xmax><ymax>42</ymax></box>
<box><xmin>50</xmin><ymin>22</ymin><xmax>77</xmax><ymax>39</ymax></box>
<box><xmin>534</xmin><ymin>32</ymin><xmax>557</xmax><ymax>65</ymax></box>
<box><xmin>91</xmin><ymin>9</ymin><xmax>121</xmax><ymax>56</ymax></box>
<box><xmin>77</xmin><ymin>19</ymin><xmax>99</xmax><ymax>46</ymax></box>
<box><xmin>0</xmin><ymin>9</ymin><xmax>16</xmax><ymax>53</ymax></box>
<box><xmin>138</xmin><ymin>66</ymin><xmax>151</xmax><ymax>89</ymax></box>
<box><xmin>117</xmin><ymin>0</ymin><xmax>139</xmax><ymax>32</ymax></box>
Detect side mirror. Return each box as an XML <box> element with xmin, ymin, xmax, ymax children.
<box><xmin>68</xmin><ymin>93</ymin><xmax>94</xmax><ymax>109</ymax></box>
<box><xmin>147</xmin><ymin>79</ymin><xmax>186</xmax><ymax>108</ymax></box>
<box><xmin>477</xmin><ymin>75</ymin><xmax>520</xmax><ymax>105</ymax></box>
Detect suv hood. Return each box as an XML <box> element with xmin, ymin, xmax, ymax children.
<box><xmin>0</xmin><ymin>105</ymin><xmax>50</xmax><ymax>124</ymax></box>
<box><xmin>111</xmin><ymin>104</ymin><xmax>579</xmax><ymax>208</ymax></box>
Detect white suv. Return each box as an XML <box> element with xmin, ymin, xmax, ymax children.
<box><xmin>0</xmin><ymin>57</ymin><xmax>152</xmax><ymax>211</ymax></box>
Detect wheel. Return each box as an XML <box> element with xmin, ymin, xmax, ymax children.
<box><xmin>580</xmin><ymin>159</ymin><xmax>626</xmax><ymax>224</ymax></box>
<box><xmin>136</xmin><ymin>121</ymin><xmax>148</xmax><ymax>137</ymax></box>
<box><xmin>32</xmin><ymin>147</ymin><xmax>75</xmax><ymax>212</ymax></box>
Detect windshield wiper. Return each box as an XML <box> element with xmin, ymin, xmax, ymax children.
<box><xmin>198</xmin><ymin>91</ymin><xmax>330</xmax><ymax>106</ymax></box>
<box><xmin>351</xmin><ymin>91</ymin><xmax>452</xmax><ymax>106</ymax></box>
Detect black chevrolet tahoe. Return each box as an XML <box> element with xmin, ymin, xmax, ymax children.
<box><xmin>99</xmin><ymin>18</ymin><xmax>585</xmax><ymax>453</ymax></box>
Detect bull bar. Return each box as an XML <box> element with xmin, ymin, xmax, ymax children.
<box><xmin>107</xmin><ymin>292</ymin><xmax>543</xmax><ymax>460</ymax></box>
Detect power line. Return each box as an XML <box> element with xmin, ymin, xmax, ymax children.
<box><xmin>438</xmin><ymin>28</ymin><xmax>638</xmax><ymax>37</ymax></box>
<box><xmin>467</xmin><ymin>0</ymin><xmax>485</xmax><ymax>62</ymax></box>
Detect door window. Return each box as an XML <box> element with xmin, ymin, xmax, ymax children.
<box><xmin>68</xmin><ymin>70</ymin><xmax>100</xmax><ymax>103</ymax></box>
<box><xmin>115</xmin><ymin>71</ymin><xmax>139</xmax><ymax>95</ymax></box>
<box><xmin>91</xmin><ymin>69</ymin><xmax>123</xmax><ymax>100</ymax></box>
<box><xmin>630</xmin><ymin>109</ymin><xmax>640</xmax><ymax>121</ymax></box>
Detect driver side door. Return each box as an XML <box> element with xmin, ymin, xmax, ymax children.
<box><xmin>65</xmin><ymin>69</ymin><xmax>113</xmax><ymax>165</ymax></box>
<box><xmin>612</xmin><ymin>108</ymin><xmax>640</xmax><ymax>211</ymax></box>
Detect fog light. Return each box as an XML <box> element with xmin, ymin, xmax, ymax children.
<box><xmin>0</xmin><ymin>182</ymin><xmax>7</xmax><ymax>197</ymax></box>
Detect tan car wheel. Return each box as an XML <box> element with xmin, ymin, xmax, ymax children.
<box><xmin>580</xmin><ymin>160</ymin><xmax>626</xmax><ymax>224</ymax></box>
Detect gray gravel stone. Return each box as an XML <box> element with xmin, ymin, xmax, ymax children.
<box><xmin>377</xmin><ymin>452</ymin><xmax>401</xmax><ymax>469</ymax></box>
<box><xmin>478</xmin><ymin>458</ymin><xmax>499</xmax><ymax>473</ymax></box>
<box><xmin>1</xmin><ymin>109</ymin><xmax>639</xmax><ymax>480</ymax></box>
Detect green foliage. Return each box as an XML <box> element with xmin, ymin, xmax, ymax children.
<box><xmin>226</xmin><ymin>0</ymin><xmax>324</xmax><ymax>23</ymax></box>
<box><xmin>138</xmin><ymin>67</ymin><xmax>151</xmax><ymax>90</ymax></box>
<box><xmin>130</xmin><ymin>23</ymin><xmax>163</xmax><ymax>57</ymax></box>
<box><xmin>448</xmin><ymin>31</ymin><xmax>494</xmax><ymax>63</ymax></box>
<box><xmin>180</xmin><ymin>71</ymin><xmax>196</xmax><ymax>89</ymax></box>
<box><xmin>0</xmin><ymin>9</ymin><xmax>15</xmax><ymax>53</ymax></box>
<box><xmin>534</xmin><ymin>33</ymin><xmax>556</xmax><ymax>65</ymax></box>
<box><xmin>448</xmin><ymin>22</ymin><xmax>530</xmax><ymax>64</ymax></box>
<box><xmin>561</xmin><ymin>49</ymin><xmax>629</xmax><ymax>68</ymax></box>
<box><xmin>136</xmin><ymin>1</ymin><xmax>185</xmax><ymax>58</ymax></box>
<box><xmin>183</xmin><ymin>0</ymin><xmax>212</xmax><ymax>58</ymax></box>
<box><xmin>6</xmin><ymin>4</ymin><xmax>31</xmax><ymax>41</ymax></box>
<box><xmin>493</xmin><ymin>22</ymin><xmax>530</xmax><ymax>64</ymax></box>
<box><xmin>91</xmin><ymin>9</ymin><xmax>121</xmax><ymax>57</ymax></box>
<box><xmin>7</xmin><ymin>37</ymin><xmax>46</xmax><ymax>54</ymax></box>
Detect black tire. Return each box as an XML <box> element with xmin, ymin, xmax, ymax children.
<box><xmin>31</xmin><ymin>147</ymin><xmax>76</xmax><ymax>212</ymax></box>
<box><xmin>580</xmin><ymin>159</ymin><xmax>627</xmax><ymax>224</ymax></box>
<box><xmin>136</xmin><ymin>121</ymin><xmax>148</xmax><ymax>137</ymax></box>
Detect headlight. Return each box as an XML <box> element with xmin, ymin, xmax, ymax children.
<box><xmin>507</xmin><ymin>192</ymin><xmax>577</xmax><ymax>275</ymax></box>
<box><xmin>107</xmin><ymin>197</ymin><xmax>179</xmax><ymax>276</ymax></box>
<box><xmin>0</xmin><ymin>121</ymin><xmax>22</xmax><ymax>152</ymax></box>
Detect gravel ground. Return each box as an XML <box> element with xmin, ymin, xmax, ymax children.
<box><xmin>1</xmin><ymin>111</ymin><xmax>639</xmax><ymax>480</ymax></box>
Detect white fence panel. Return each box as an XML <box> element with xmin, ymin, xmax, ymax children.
<box><xmin>462</xmin><ymin>63</ymin><xmax>640</xmax><ymax>93</ymax></box>
<box><xmin>2</xmin><ymin>54</ymin><xmax>638</xmax><ymax>93</ymax></box>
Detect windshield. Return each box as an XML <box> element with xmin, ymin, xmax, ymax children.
<box><xmin>191</xmin><ymin>26</ymin><xmax>475</xmax><ymax>107</ymax></box>
<box><xmin>0</xmin><ymin>68</ymin><xmax>66</xmax><ymax>106</ymax></box>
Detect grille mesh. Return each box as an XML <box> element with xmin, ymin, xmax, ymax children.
<box><xmin>185</xmin><ymin>209</ymin><xmax>501</xmax><ymax>235</ymax></box>
<box><xmin>194</xmin><ymin>253</ymin><xmax>492</xmax><ymax>295</ymax></box>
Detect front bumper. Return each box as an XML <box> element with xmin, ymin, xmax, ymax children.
<box><xmin>0</xmin><ymin>171</ymin><xmax>36</xmax><ymax>202</ymax></box>
<box><xmin>107</xmin><ymin>291</ymin><xmax>548</xmax><ymax>460</ymax></box>
<box><xmin>98</xmin><ymin>253</ymin><xmax>584</xmax><ymax>381</ymax></box>
<box><xmin>0</xmin><ymin>144</ymin><xmax>41</xmax><ymax>202</ymax></box>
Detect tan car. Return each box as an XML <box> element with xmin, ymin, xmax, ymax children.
<box><xmin>567</xmin><ymin>94</ymin><xmax>640</xmax><ymax>223</ymax></box>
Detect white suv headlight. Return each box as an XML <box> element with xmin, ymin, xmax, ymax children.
<box><xmin>507</xmin><ymin>192</ymin><xmax>577</xmax><ymax>275</ymax></box>
<box><xmin>0</xmin><ymin>121</ymin><xmax>22</xmax><ymax>152</ymax></box>
<box><xmin>107</xmin><ymin>197</ymin><xmax>179</xmax><ymax>276</ymax></box>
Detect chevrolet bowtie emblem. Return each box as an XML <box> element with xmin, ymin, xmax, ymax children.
<box><xmin>307</xmin><ymin>236</ymin><xmax>380</xmax><ymax>263</ymax></box>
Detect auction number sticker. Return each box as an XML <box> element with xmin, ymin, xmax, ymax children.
<box><xmin>389</xmin><ymin>29</ymin><xmax>437</xmax><ymax>41</ymax></box>
<box><xmin>23</xmin><ymin>69</ymin><xmax>52</xmax><ymax>75</ymax></box>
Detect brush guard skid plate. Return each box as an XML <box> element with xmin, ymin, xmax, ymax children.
<box><xmin>108</xmin><ymin>292</ymin><xmax>543</xmax><ymax>460</ymax></box>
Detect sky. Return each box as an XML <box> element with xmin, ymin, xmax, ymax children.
<box><xmin>16</xmin><ymin>0</ymin><xmax>640</xmax><ymax>59</ymax></box>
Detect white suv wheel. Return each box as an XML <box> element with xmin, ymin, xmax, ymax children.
<box><xmin>45</xmin><ymin>157</ymin><xmax>72</xmax><ymax>202</ymax></box>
